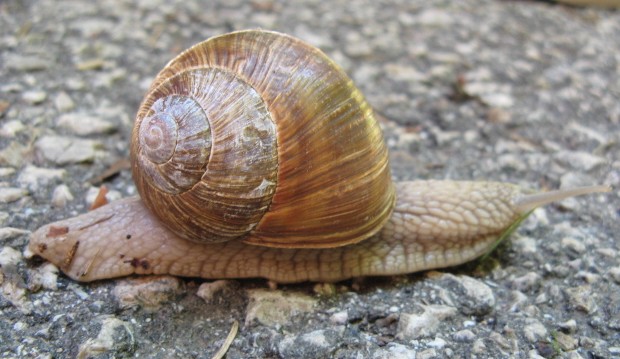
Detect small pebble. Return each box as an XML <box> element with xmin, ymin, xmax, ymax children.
<box><xmin>453</xmin><ymin>329</ymin><xmax>475</xmax><ymax>342</ymax></box>
<box><xmin>0</xmin><ymin>187</ymin><xmax>28</xmax><ymax>203</ymax></box>
<box><xmin>22</xmin><ymin>90</ymin><xmax>47</xmax><ymax>104</ymax></box>
<box><xmin>112</xmin><ymin>276</ymin><xmax>182</xmax><ymax>310</ymax></box>
<box><xmin>35</xmin><ymin>135</ymin><xmax>103</xmax><ymax>165</ymax></box>
<box><xmin>432</xmin><ymin>272</ymin><xmax>495</xmax><ymax>316</ymax></box>
<box><xmin>511</xmin><ymin>272</ymin><xmax>541</xmax><ymax>292</ymax></box>
<box><xmin>245</xmin><ymin>289</ymin><xmax>316</xmax><ymax>327</ymax></box>
<box><xmin>523</xmin><ymin>319</ymin><xmax>548</xmax><ymax>343</ymax></box>
<box><xmin>397</xmin><ymin>305</ymin><xmax>457</xmax><ymax>340</ymax></box>
<box><xmin>4</xmin><ymin>54</ymin><xmax>49</xmax><ymax>71</ymax></box>
<box><xmin>17</xmin><ymin>165</ymin><xmax>65</xmax><ymax>192</ymax></box>
<box><xmin>0</xmin><ymin>120</ymin><xmax>26</xmax><ymax>137</ymax></box>
<box><xmin>554</xmin><ymin>331</ymin><xmax>577</xmax><ymax>351</ymax></box>
<box><xmin>196</xmin><ymin>280</ymin><xmax>234</xmax><ymax>303</ymax></box>
<box><xmin>51</xmin><ymin>185</ymin><xmax>74</xmax><ymax>208</ymax></box>
<box><xmin>54</xmin><ymin>92</ymin><xmax>75</xmax><ymax>112</ymax></box>
<box><xmin>558</xmin><ymin>319</ymin><xmax>577</xmax><ymax>334</ymax></box>
<box><xmin>329</xmin><ymin>310</ymin><xmax>348</xmax><ymax>325</ymax></box>
<box><xmin>565</xmin><ymin>286</ymin><xmax>597</xmax><ymax>313</ymax></box>
<box><xmin>77</xmin><ymin>317</ymin><xmax>134</xmax><ymax>358</ymax></box>
<box><xmin>57</xmin><ymin>113</ymin><xmax>116</xmax><ymax>135</ymax></box>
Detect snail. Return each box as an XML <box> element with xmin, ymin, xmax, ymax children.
<box><xmin>27</xmin><ymin>30</ymin><xmax>609</xmax><ymax>283</ymax></box>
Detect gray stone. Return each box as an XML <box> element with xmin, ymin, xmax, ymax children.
<box><xmin>0</xmin><ymin>120</ymin><xmax>26</xmax><ymax>137</ymax></box>
<box><xmin>436</xmin><ymin>273</ymin><xmax>496</xmax><ymax>316</ymax></box>
<box><xmin>56</xmin><ymin>113</ymin><xmax>117</xmax><ymax>135</ymax></box>
<box><xmin>53</xmin><ymin>92</ymin><xmax>76</xmax><ymax>112</ymax></box>
<box><xmin>373</xmin><ymin>343</ymin><xmax>416</xmax><ymax>359</ymax></box>
<box><xmin>245</xmin><ymin>289</ymin><xmax>316</xmax><ymax>327</ymax></box>
<box><xmin>278</xmin><ymin>328</ymin><xmax>342</xmax><ymax>358</ymax></box>
<box><xmin>511</xmin><ymin>272</ymin><xmax>541</xmax><ymax>292</ymax></box>
<box><xmin>4</xmin><ymin>54</ymin><xmax>49</xmax><ymax>71</ymax></box>
<box><xmin>453</xmin><ymin>329</ymin><xmax>475</xmax><ymax>342</ymax></box>
<box><xmin>523</xmin><ymin>319</ymin><xmax>548</xmax><ymax>343</ymax></box>
<box><xmin>35</xmin><ymin>135</ymin><xmax>103</xmax><ymax>165</ymax></box>
<box><xmin>112</xmin><ymin>276</ymin><xmax>183</xmax><ymax>310</ymax></box>
<box><xmin>22</xmin><ymin>90</ymin><xmax>47</xmax><ymax>105</ymax></box>
<box><xmin>0</xmin><ymin>187</ymin><xmax>28</xmax><ymax>203</ymax></box>
<box><xmin>16</xmin><ymin>165</ymin><xmax>65</xmax><ymax>192</ymax></box>
<box><xmin>397</xmin><ymin>305</ymin><xmax>457</xmax><ymax>340</ymax></box>
<box><xmin>50</xmin><ymin>184</ymin><xmax>74</xmax><ymax>208</ymax></box>
<box><xmin>77</xmin><ymin>317</ymin><xmax>135</xmax><ymax>358</ymax></box>
<box><xmin>565</xmin><ymin>286</ymin><xmax>597</xmax><ymax>313</ymax></box>
<box><xmin>196</xmin><ymin>280</ymin><xmax>235</xmax><ymax>303</ymax></box>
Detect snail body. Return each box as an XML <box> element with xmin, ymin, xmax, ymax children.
<box><xmin>28</xmin><ymin>30</ymin><xmax>609</xmax><ymax>283</ymax></box>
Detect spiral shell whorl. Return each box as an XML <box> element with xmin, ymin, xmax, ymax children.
<box><xmin>132</xmin><ymin>30</ymin><xmax>394</xmax><ymax>248</ymax></box>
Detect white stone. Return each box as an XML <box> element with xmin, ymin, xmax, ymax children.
<box><xmin>397</xmin><ymin>305</ymin><xmax>457</xmax><ymax>340</ymax></box>
<box><xmin>51</xmin><ymin>184</ymin><xmax>74</xmax><ymax>208</ymax></box>
<box><xmin>196</xmin><ymin>280</ymin><xmax>234</xmax><ymax>303</ymax></box>
<box><xmin>0</xmin><ymin>187</ymin><xmax>28</xmax><ymax>203</ymax></box>
<box><xmin>17</xmin><ymin>165</ymin><xmax>65</xmax><ymax>192</ymax></box>
<box><xmin>245</xmin><ymin>289</ymin><xmax>316</xmax><ymax>327</ymax></box>
<box><xmin>35</xmin><ymin>135</ymin><xmax>103</xmax><ymax>165</ymax></box>
<box><xmin>0</xmin><ymin>246</ymin><xmax>23</xmax><ymax>267</ymax></box>
<box><xmin>22</xmin><ymin>90</ymin><xmax>47</xmax><ymax>104</ymax></box>
<box><xmin>0</xmin><ymin>120</ymin><xmax>26</xmax><ymax>137</ymax></box>
<box><xmin>57</xmin><ymin>113</ymin><xmax>116</xmax><ymax>135</ymax></box>
<box><xmin>54</xmin><ymin>92</ymin><xmax>75</xmax><ymax>112</ymax></box>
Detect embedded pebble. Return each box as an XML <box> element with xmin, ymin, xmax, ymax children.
<box><xmin>427</xmin><ymin>337</ymin><xmax>447</xmax><ymax>349</ymax></box>
<box><xmin>28</xmin><ymin>263</ymin><xmax>59</xmax><ymax>291</ymax></box>
<box><xmin>77</xmin><ymin>317</ymin><xmax>134</xmax><ymax>358</ymax></box>
<box><xmin>0</xmin><ymin>187</ymin><xmax>28</xmax><ymax>203</ymax></box>
<box><xmin>372</xmin><ymin>343</ymin><xmax>416</xmax><ymax>359</ymax></box>
<box><xmin>35</xmin><ymin>135</ymin><xmax>103</xmax><ymax>165</ymax></box>
<box><xmin>558</xmin><ymin>319</ymin><xmax>577</xmax><ymax>334</ymax></box>
<box><xmin>397</xmin><ymin>305</ymin><xmax>457</xmax><ymax>340</ymax></box>
<box><xmin>511</xmin><ymin>272</ymin><xmax>541</xmax><ymax>292</ymax></box>
<box><xmin>564</xmin><ymin>286</ymin><xmax>597</xmax><ymax>313</ymax></box>
<box><xmin>57</xmin><ymin>113</ymin><xmax>117</xmax><ymax>135</ymax></box>
<box><xmin>453</xmin><ymin>329</ymin><xmax>475</xmax><ymax>342</ymax></box>
<box><xmin>245</xmin><ymin>289</ymin><xmax>316</xmax><ymax>327</ymax></box>
<box><xmin>22</xmin><ymin>90</ymin><xmax>47</xmax><ymax>104</ymax></box>
<box><xmin>554</xmin><ymin>331</ymin><xmax>578</xmax><ymax>351</ymax></box>
<box><xmin>553</xmin><ymin>151</ymin><xmax>607</xmax><ymax>171</ymax></box>
<box><xmin>434</xmin><ymin>273</ymin><xmax>496</xmax><ymax>316</ymax></box>
<box><xmin>561</xmin><ymin>237</ymin><xmax>586</xmax><ymax>256</ymax></box>
<box><xmin>4</xmin><ymin>54</ymin><xmax>49</xmax><ymax>71</ymax></box>
<box><xmin>329</xmin><ymin>310</ymin><xmax>348</xmax><ymax>325</ymax></box>
<box><xmin>111</xmin><ymin>276</ymin><xmax>183</xmax><ymax>310</ymax></box>
<box><xmin>472</xmin><ymin>338</ymin><xmax>487</xmax><ymax>354</ymax></box>
<box><xmin>196</xmin><ymin>280</ymin><xmax>235</xmax><ymax>303</ymax></box>
<box><xmin>608</xmin><ymin>267</ymin><xmax>620</xmax><ymax>284</ymax></box>
<box><xmin>0</xmin><ymin>246</ymin><xmax>23</xmax><ymax>267</ymax></box>
<box><xmin>50</xmin><ymin>184</ymin><xmax>74</xmax><ymax>208</ymax></box>
<box><xmin>0</xmin><ymin>227</ymin><xmax>30</xmax><ymax>241</ymax></box>
<box><xmin>53</xmin><ymin>92</ymin><xmax>75</xmax><ymax>112</ymax></box>
<box><xmin>523</xmin><ymin>319</ymin><xmax>548</xmax><ymax>343</ymax></box>
<box><xmin>16</xmin><ymin>165</ymin><xmax>65</xmax><ymax>192</ymax></box>
<box><xmin>0</xmin><ymin>168</ymin><xmax>15</xmax><ymax>177</ymax></box>
<box><xmin>278</xmin><ymin>328</ymin><xmax>342</xmax><ymax>358</ymax></box>
<box><xmin>0</xmin><ymin>120</ymin><xmax>26</xmax><ymax>137</ymax></box>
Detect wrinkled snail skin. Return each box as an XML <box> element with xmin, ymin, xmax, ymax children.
<box><xmin>27</xmin><ymin>30</ymin><xmax>611</xmax><ymax>283</ymax></box>
<box><xmin>27</xmin><ymin>181</ymin><xmax>607</xmax><ymax>283</ymax></box>
<box><xmin>28</xmin><ymin>181</ymin><xmax>518</xmax><ymax>283</ymax></box>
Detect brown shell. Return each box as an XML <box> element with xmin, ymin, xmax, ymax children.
<box><xmin>131</xmin><ymin>30</ymin><xmax>395</xmax><ymax>248</ymax></box>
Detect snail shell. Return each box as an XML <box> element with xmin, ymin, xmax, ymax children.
<box><xmin>132</xmin><ymin>30</ymin><xmax>395</xmax><ymax>248</ymax></box>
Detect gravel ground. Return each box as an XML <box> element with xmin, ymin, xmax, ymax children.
<box><xmin>1</xmin><ymin>0</ymin><xmax>619</xmax><ymax>358</ymax></box>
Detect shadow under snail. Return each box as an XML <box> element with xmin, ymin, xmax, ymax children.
<box><xmin>27</xmin><ymin>30</ymin><xmax>610</xmax><ymax>283</ymax></box>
